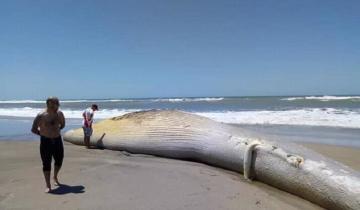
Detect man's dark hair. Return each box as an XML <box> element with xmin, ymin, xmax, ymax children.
<box><xmin>46</xmin><ymin>97</ymin><xmax>59</xmax><ymax>105</ymax></box>
<box><xmin>91</xmin><ymin>104</ymin><xmax>98</xmax><ymax>110</ymax></box>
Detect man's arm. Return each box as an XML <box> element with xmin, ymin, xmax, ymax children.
<box><xmin>89</xmin><ymin>113</ymin><xmax>94</xmax><ymax>127</ymax></box>
<box><xmin>83</xmin><ymin>111</ymin><xmax>89</xmax><ymax>127</ymax></box>
<box><xmin>58</xmin><ymin>111</ymin><xmax>65</xmax><ymax>130</ymax></box>
<box><xmin>31</xmin><ymin>114</ymin><xmax>41</xmax><ymax>135</ymax></box>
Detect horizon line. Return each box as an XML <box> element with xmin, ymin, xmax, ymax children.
<box><xmin>1</xmin><ymin>94</ymin><xmax>360</xmax><ymax>101</ymax></box>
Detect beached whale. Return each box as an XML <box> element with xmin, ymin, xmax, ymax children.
<box><xmin>64</xmin><ymin>110</ymin><xmax>360</xmax><ymax>210</ymax></box>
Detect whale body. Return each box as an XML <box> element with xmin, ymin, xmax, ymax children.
<box><xmin>64</xmin><ymin>110</ymin><xmax>360</xmax><ymax>210</ymax></box>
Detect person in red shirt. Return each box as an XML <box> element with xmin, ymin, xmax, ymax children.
<box><xmin>82</xmin><ymin>104</ymin><xmax>98</xmax><ymax>148</ymax></box>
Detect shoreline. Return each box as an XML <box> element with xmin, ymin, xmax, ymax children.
<box><xmin>0</xmin><ymin>140</ymin><xmax>359</xmax><ymax>210</ymax></box>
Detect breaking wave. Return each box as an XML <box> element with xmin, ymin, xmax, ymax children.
<box><xmin>151</xmin><ymin>97</ymin><xmax>224</xmax><ymax>102</ymax></box>
<box><xmin>0</xmin><ymin>107</ymin><xmax>359</xmax><ymax>128</ymax></box>
<box><xmin>281</xmin><ymin>96</ymin><xmax>360</xmax><ymax>102</ymax></box>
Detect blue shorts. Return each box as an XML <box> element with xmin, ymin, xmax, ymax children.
<box><xmin>83</xmin><ymin>127</ymin><xmax>93</xmax><ymax>137</ymax></box>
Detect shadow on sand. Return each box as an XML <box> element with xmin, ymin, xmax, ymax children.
<box><xmin>50</xmin><ymin>184</ymin><xmax>85</xmax><ymax>195</ymax></box>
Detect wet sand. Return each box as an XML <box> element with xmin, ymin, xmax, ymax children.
<box><xmin>0</xmin><ymin>140</ymin><xmax>358</xmax><ymax>210</ymax></box>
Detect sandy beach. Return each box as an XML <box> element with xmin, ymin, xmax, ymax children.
<box><xmin>0</xmin><ymin>140</ymin><xmax>358</xmax><ymax>210</ymax></box>
<box><xmin>1</xmin><ymin>0</ymin><xmax>359</xmax><ymax>209</ymax></box>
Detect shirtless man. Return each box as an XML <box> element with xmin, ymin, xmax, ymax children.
<box><xmin>31</xmin><ymin>97</ymin><xmax>65</xmax><ymax>193</ymax></box>
<box><xmin>82</xmin><ymin>104</ymin><xmax>98</xmax><ymax>148</ymax></box>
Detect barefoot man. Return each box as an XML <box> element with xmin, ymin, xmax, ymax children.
<box><xmin>31</xmin><ymin>97</ymin><xmax>65</xmax><ymax>193</ymax></box>
<box><xmin>82</xmin><ymin>104</ymin><xmax>98</xmax><ymax>148</ymax></box>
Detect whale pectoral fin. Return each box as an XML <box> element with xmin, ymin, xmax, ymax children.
<box><xmin>96</xmin><ymin>133</ymin><xmax>106</xmax><ymax>149</ymax></box>
<box><xmin>243</xmin><ymin>140</ymin><xmax>262</xmax><ymax>181</ymax></box>
<box><xmin>286</xmin><ymin>154</ymin><xmax>304</xmax><ymax>168</ymax></box>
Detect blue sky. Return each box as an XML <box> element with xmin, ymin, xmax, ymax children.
<box><xmin>0</xmin><ymin>0</ymin><xmax>359</xmax><ymax>99</ymax></box>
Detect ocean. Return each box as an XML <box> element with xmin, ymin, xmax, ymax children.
<box><xmin>1</xmin><ymin>96</ymin><xmax>359</xmax><ymax>147</ymax></box>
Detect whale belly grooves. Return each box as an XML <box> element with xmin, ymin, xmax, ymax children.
<box><xmin>64</xmin><ymin>110</ymin><xmax>360</xmax><ymax>210</ymax></box>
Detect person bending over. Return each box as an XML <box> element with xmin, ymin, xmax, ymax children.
<box><xmin>82</xmin><ymin>104</ymin><xmax>98</xmax><ymax>148</ymax></box>
<box><xmin>31</xmin><ymin>97</ymin><xmax>65</xmax><ymax>193</ymax></box>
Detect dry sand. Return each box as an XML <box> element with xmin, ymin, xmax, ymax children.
<box><xmin>0</xmin><ymin>140</ymin><xmax>358</xmax><ymax>210</ymax></box>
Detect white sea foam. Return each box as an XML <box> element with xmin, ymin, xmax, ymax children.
<box><xmin>196</xmin><ymin>108</ymin><xmax>360</xmax><ymax>128</ymax></box>
<box><xmin>152</xmin><ymin>97</ymin><xmax>224</xmax><ymax>102</ymax></box>
<box><xmin>0</xmin><ymin>108</ymin><xmax>139</xmax><ymax>119</ymax></box>
<box><xmin>0</xmin><ymin>107</ymin><xmax>359</xmax><ymax>128</ymax></box>
<box><xmin>281</xmin><ymin>96</ymin><xmax>360</xmax><ymax>101</ymax></box>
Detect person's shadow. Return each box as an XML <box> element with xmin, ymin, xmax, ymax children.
<box><xmin>50</xmin><ymin>184</ymin><xmax>85</xmax><ymax>195</ymax></box>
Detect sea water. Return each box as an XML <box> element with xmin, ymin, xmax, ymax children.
<box><xmin>0</xmin><ymin>96</ymin><xmax>359</xmax><ymax>147</ymax></box>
